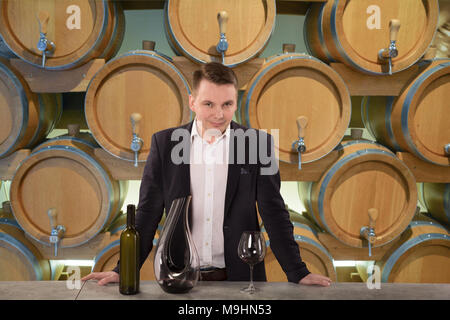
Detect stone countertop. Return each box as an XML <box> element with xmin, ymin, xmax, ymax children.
<box><xmin>0</xmin><ymin>281</ymin><xmax>449</xmax><ymax>300</ymax></box>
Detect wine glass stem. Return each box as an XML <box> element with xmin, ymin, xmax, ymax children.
<box><xmin>249</xmin><ymin>265</ymin><xmax>255</xmax><ymax>291</ymax></box>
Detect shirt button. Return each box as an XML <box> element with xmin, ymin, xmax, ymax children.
<box><xmin>205</xmin><ymin>242</ymin><xmax>209</xmax><ymax>246</ymax></box>
<box><xmin>206</xmin><ymin>218</ymin><xmax>210</xmax><ymax>222</ymax></box>
<box><xmin>207</xmin><ymin>193</ymin><xmax>211</xmax><ymax>197</ymax></box>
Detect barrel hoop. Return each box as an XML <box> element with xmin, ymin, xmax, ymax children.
<box><xmin>99</xmin><ymin>1</ymin><xmax>122</xmax><ymax>59</ymax></box>
<box><xmin>361</xmin><ymin>97</ymin><xmax>376</xmax><ymax>140</ymax></box>
<box><xmin>334</xmin><ymin>139</ymin><xmax>387</xmax><ymax>151</ymax></box>
<box><xmin>318</xmin><ymin>148</ymin><xmax>396</xmax><ymax>233</ymax></box>
<box><xmin>384</xmin><ymin>96</ymin><xmax>403</xmax><ymax>151</ymax></box>
<box><xmin>303</xmin><ymin>5</ymin><xmax>314</xmax><ymax>56</ymax></box>
<box><xmin>318</xmin><ymin>2</ymin><xmax>335</xmax><ymax>62</ymax></box>
<box><xmin>291</xmin><ymin>221</ymin><xmax>316</xmax><ymax>236</ymax></box>
<box><xmin>0</xmin><ymin>218</ymin><xmax>22</xmax><ymax>229</ymax></box>
<box><xmin>163</xmin><ymin>0</ymin><xmax>182</xmax><ymax>56</ymax></box>
<box><xmin>14</xmin><ymin>145</ymin><xmax>115</xmax><ymax>248</ymax></box>
<box><xmin>92</xmin><ymin>237</ymin><xmax>159</xmax><ymax>272</ymax></box>
<box><xmin>401</xmin><ymin>62</ymin><xmax>450</xmax><ymax>164</ymax></box>
<box><xmin>265</xmin><ymin>233</ymin><xmax>334</xmax><ymax>264</ymax></box>
<box><xmin>0</xmin><ymin>62</ymin><xmax>29</xmax><ymax>158</ymax></box>
<box><xmin>0</xmin><ymin>232</ymin><xmax>43</xmax><ymax>280</ymax></box>
<box><xmin>37</xmin><ymin>135</ymin><xmax>100</xmax><ymax>151</ymax></box>
<box><xmin>330</xmin><ymin>0</ymin><xmax>376</xmax><ymax>74</ymax></box>
<box><xmin>92</xmin><ymin>239</ymin><xmax>119</xmax><ymax>271</ymax></box>
<box><xmin>445</xmin><ymin>184</ymin><xmax>450</xmax><ymax>223</ymax></box>
<box><xmin>306</xmin><ymin>182</ymin><xmax>321</xmax><ymax>227</ymax></box>
<box><xmin>381</xmin><ymin>232</ymin><xmax>450</xmax><ymax>282</ymax></box>
<box><xmin>27</xmin><ymin>94</ymin><xmax>45</xmax><ymax>148</ymax></box>
<box><xmin>164</xmin><ymin>0</ymin><xmax>276</xmax><ymax>68</ymax></box>
<box><xmin>409</xmin><ymin>220</ymin><xmax>448</xmax><ymax>233</ymax></box>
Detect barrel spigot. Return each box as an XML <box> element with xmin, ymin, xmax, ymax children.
<box><xmin>47</xmin><ymin>208</ymin><xmax>65</xmax><ymax>257</ymax></box>
<box><xmin>444</xmin><ymin>143</ymin><xmax>450</xmax><ymax>156</ymax></box>
<box><xmin>216</xmin><ymin>11</ymin><xmax>229</xmax><ymax>64</ymax></box>
<box><xmin>378</xmin><ymin>19</ymin><xmax>400</xmax><ymax>75</ymax></box>
<box><xmin>36</xmin><ymin>11</ymin><xmax>55</xmax><ymax>68</ymax></box>
<box><xmin>291</xmin><ymin>116</ymin><xmax>308</xmax><ymax>170</ymax></box>
<box><xmin>130</xmin><ymin>113</ymin><xmax>144</xmax><ymax>167</ymax></box>
<box><xmin>360</xmin><ymin>208</ymin><xmax>378</xmax><ymax>257</ymax></box>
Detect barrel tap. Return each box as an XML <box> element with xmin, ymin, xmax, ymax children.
<box><xmin>36</xmin><ymin>11</ymin><xmax>55</xmax><ymax>68</ymax></box>
<box><xmin>216</xmin><ymin>11</ymin><xmax>229</xmax><ymax>64</ymax></box>
<box><xmin>47</xmin><ymin>208</ymin><xmax>65</xmax><ymax>257</ymax></box>
<box><xmin>292</xmin><ymin>116</ymin><xmax>308</xmax><ymax>170</ymax></box>
<box><xmin>444</xmin><ymin>143</ymin><xmax>450</xmax><ymax>156</ymax></box>
<box><xmin>360</xmin><ymin>208</ymin><xmax>378</xmax><ymax>257</ymax></box>
<box><xmin>130</xmin><ymin>113</ymin><xmax>144</xmax><ymax>167</ymax></box>
<box><xmin>378</xmin><ymin>19</ymin><xmax>400</xmax><ymax>75</ymax></box>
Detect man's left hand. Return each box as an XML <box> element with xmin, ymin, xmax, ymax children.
<box><xmin>299</xmin><ymin>273</ymin><xmax>332</xmax><ymax>287</ymax></box>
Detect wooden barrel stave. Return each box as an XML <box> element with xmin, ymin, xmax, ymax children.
<box><xmin>241</xmin><ymin>53</ymin><xmax>351</xmax><ymax>164</ymax></box>
<box><xmin>164</xmin><ymin>0</ymin><xmax>276</xmax><ymax>67</ymax></box>
<box><xmin>0</xmin><ymin>218</ymin><xmax>51</xmax><ymax>281</ymax></box>
<box><xmin>368</xmin><ymin>214</ymin><xmax>450</xmax><ymax>283</ymax></box>
<box><xmin>418</xmin><ymin>182</ymin><xmax>450</xmax><ymax>226</ymax></box>
<box><xmin>84</xmin><ymin>50</ymin><xmax>191</xmax><ymax>162</ymax></box>
<box><xmin>10</xmin><ymin>134</ymin><xmax>126</xmax><ymax>248</ymax></box>
<box><xmin>304</xmin><ymin>0</ymin><xmax>439</xmax><ymax>75</ymax></box>
<box><xmin>0</xmin><ymin>0</ymin><xmax>124</xmax><ymax>70</ymax></box>
<box><xmin>0</xmin><ymin>59</ymin><xmax>62</xmax><ymax>158</ymax></box>
<box><xmin>262</xmin><ymin>209</ymin><xmax>336</xmax><ymax>282</ymax></box>
<box><xmin>299</xmin><ymin>140</ymin><xmax>417</xmax><ymax>248</ymax></box>
<box><xmin>362</xmin><ymin>60</ymin><xmax>450</xmax><ymax>166</ymax></box>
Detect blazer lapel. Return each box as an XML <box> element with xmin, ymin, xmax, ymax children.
<box><xmin>174</xmin><ymin>121</ymin><xmax>193</xmax><ymax>198</ymax></box>
<box><xmin>224</xmin><ymin>121</ymin><xmax>242</xmax><ymax>217</ymax></box>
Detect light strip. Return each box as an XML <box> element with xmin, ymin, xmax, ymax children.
<box><xmin>51</xmin><ymin>260</ymin><xmax>94</xmax><ymax>267</ymax></box>
<box><xmin>333</xmin><ymin>260</ymin><xmax>356</xmax><ymax>267</ymax></box>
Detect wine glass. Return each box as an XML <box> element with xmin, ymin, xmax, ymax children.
<box><xmin>238</xmin><ymin>231</ymin><xmax>266</xmax><ymax>294</ymax></box>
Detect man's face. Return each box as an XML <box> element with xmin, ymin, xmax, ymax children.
<box><xmin>189</xmin><ymin>79</ymin><xmax>237</xmax><ymax>137</ymax></box>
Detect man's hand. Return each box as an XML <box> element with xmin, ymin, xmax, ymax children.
<box><xmin>81</xmin><ymin>271</ymin><xmax>119</xmax><ymax>285</ymax></box>
<box><xmin>299</xmin><ymin>273</ymin><xmax>332</xmax><ymax>287</ymax></box>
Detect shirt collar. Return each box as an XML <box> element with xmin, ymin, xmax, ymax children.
<box><xmin>191</xmin><ymin>118</ymin><xmax>230</xmax><ymax>144</ymax></box>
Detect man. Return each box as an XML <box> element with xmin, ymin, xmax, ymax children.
<box><xmin>82</xmin><ymin>62</ymin><xmax>331</xmax><ymax>287</ymax></box>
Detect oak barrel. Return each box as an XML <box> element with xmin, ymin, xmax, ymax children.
<box><xmin>298</xmin><ymin>140</ymin><xmax>417</xmax><ymax>248</ymax></box>
<box><xmin>0</xmin><ymin>218</ymin><xmax>51</xmax><ymax>280</ymax></box>
<box><xmin>418</xmin><ymin>183</ymin><xmax>450</xmax><ymax>226</ymax></box>
<box><xmin>262</xmin><ymin>208</ymin><xmax>336</xmax><ymax>282</ymax></box>
<box><xmin>241</xmin><ymin>53</ymin><xmax>351</xmax><ymax>164</ymax></box>
<box><xmin>304</xmin><ymin>0</ymin><xmax>439</xmax><ymax>75</ymax></box>
<box><xmin>9</xmin><ymin>134</ymin><xmax>127</xmax><ymax>248</ymax></box>
<box><xmin>164</xmin><ymin>0</ymin><xmax>276</xmax><ymax>67</ymax></box>
<box><xmin>358</xmin><ymin>214</ymin><xmax>449</xmax><ymax>283</ymax></box>
<box><xmin>0</xmin><ymin>0</ymin><xmax>125</xmax><ymax>70</ymax></box>
<box><xmin>84</xmin><ymin>50</ymin><xmax>191</xmax><ymax>163</ymax></box>
<box><xmin>362</xmin><ymin>60</ymin><xmax>450</xmax><ymax>166</ymax></box>
<box><xmin>0</xmin><ymin>59</ymin><xmax>62</xmax><ymax>158</ymax></box>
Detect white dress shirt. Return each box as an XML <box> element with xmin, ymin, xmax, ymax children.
<box><xmin>190</xmin><ymin>118</ymin><xmax>230</xmax><ymax>268</ymax></box>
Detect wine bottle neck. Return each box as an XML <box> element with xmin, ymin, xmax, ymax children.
<box><xmin>127</xmin><ymin>211</ymin><xmax>135</xmax><ymax>227</ymax></box>
<box><xmin>126</xmin><ymin>205</ymin><xmax>136</xmax><ymax>228</ymax></box>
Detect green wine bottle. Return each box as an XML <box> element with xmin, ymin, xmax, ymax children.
<box><xmin>119</xmin><ymin>204</ymin><xmax>140</xmax><ymax>295</ymax></box>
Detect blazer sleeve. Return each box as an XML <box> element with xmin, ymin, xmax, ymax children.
<box><xmin>256</xmin><ymin>132</ymin><xmax>311</xmax><ymax>283</ymax></box>
<box><xmin>113</xmin><ymin>133</ymin><xmax>165</xmax><ymax>274</ymax></box>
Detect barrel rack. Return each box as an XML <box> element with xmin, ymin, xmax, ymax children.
<box><xmin>0</xmin><ymin>0</ymin><xmax>449</xmax><ymax>263</ymax></box>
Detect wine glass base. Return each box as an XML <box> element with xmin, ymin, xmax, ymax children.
<box><xmin>240</xmin><ymin>286</ymin><xmax>259</xmax><ymax>294</ymax></box>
